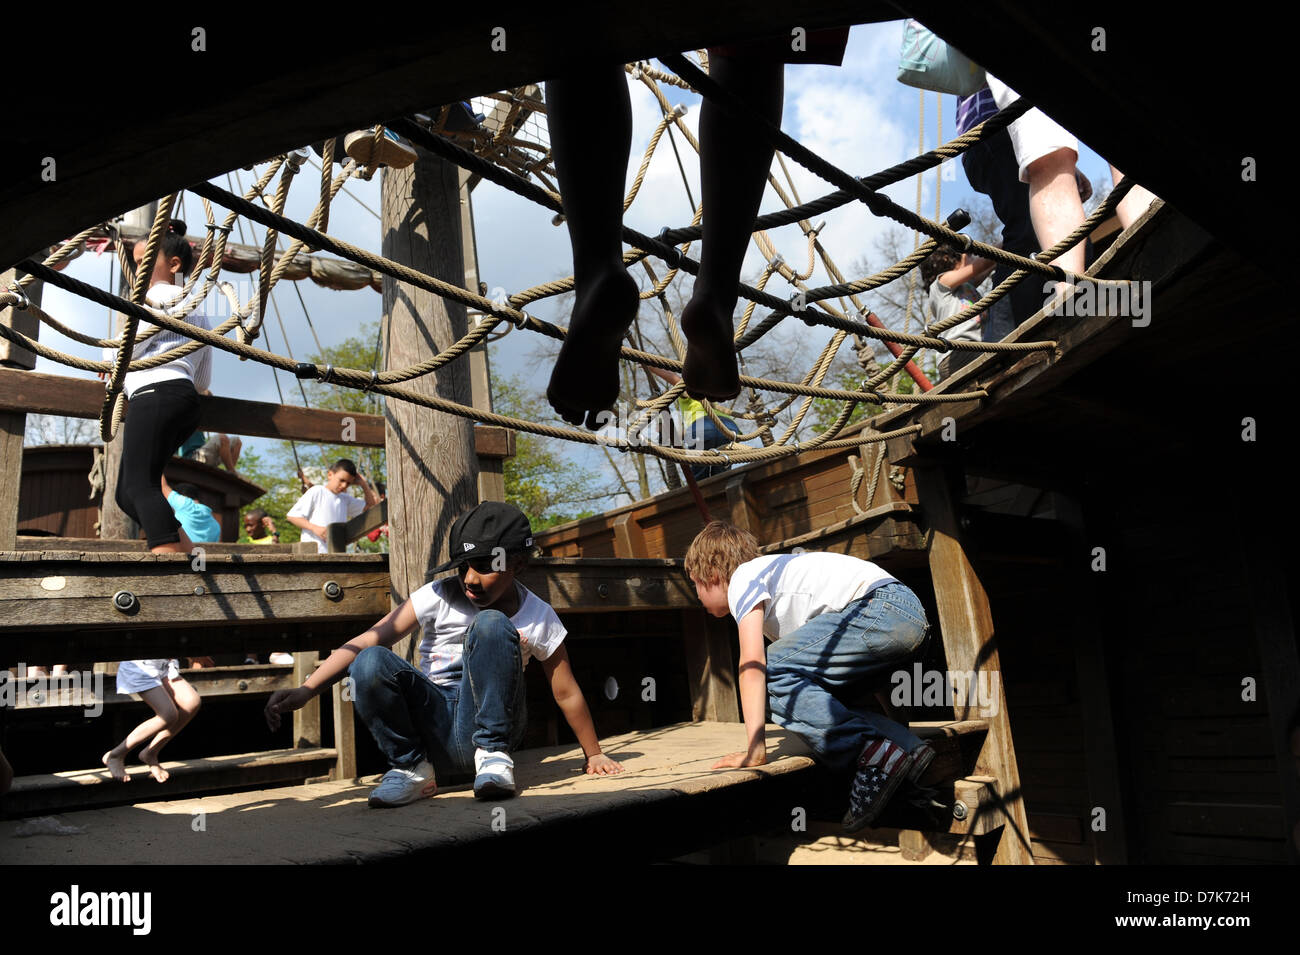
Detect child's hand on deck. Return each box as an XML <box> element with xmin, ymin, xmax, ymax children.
<box><xmin>711</xmin><ymin>751</ymin><xmax>767</xmax><ymax>770</ymax></box>
<box><xmin>265</xmin><ymin>687</ymin><xmax>314</xmax><ymax>732</ymax></box>
<box><xmin>585</xmin><ymin>753</ymin><xmax>623</xmax><ymax>775</ymax></box>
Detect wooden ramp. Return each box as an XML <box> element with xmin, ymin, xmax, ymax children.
<box><xmin>1</xmin><ymin>721</ymin><xmax>992</xmax><ymax>865</ymax></box>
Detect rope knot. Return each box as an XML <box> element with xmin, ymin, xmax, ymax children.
<box><xmin>6</xmin><ymin>282</ymin><xmax>30</xmax><ymax>311</ymax></box>
<box><xmin>362</xmin><ymin>370</ymin><xmax>381</xmax><ymax>392</ymax></box>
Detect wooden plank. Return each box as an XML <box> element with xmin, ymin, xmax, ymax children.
<box><xmin>952</xmin><ymin>775</ymin><xmax>1004</xmax><ymax>836</ymax></box>
<box><xmin>327</xmin><ymin>500</ymin><xmax>388</xmax><ymax>553</ymax></box>
<box><xmin>1168</xmin><ymin>801</ymin><xmax>1287</xmax><ymax>840</ymax></box>
<box><xmin>293</xmin><ymin>652</ymin><xmax>321</xmax><ymax>750</ymax></box>
<box><xmin>332</xmin><ymin>681</ymin><xmax>357</xmax><ymax>781</ymax></box>
<box><xmin>611</xmin><ymin>512</ymin><xmax>647</xmax><ymax>559</ymax></box>
<box><xmin>3</xmin><ymin>748</ymin><xmax>338</xmax><ymax>817</ymax></box>
<box><xmin>681</xmin><ymin>610</ymin><xmax>740</xmax><ymax>723</ymax></box>
<box><xmin>915</xmin><ymin>464</ymin><xmax>1033</xmax><ymax>864</ymax></box>
<box><xmin>5</xmin><ymin>663</ymin><xmax>295</xmax><ymax>711</ymax></box>
<box><xmin>0</xmin><ymin>412</ymin><xmax>22</xmax><ymax>549</ymax></box>
<box><xmin>8</xmin><ymin>618</ymin><xmax>367</xmax><ymax>664</ymax></box>
<box><xmin>14</xmin><ymin>537</ymin><xmax>306</xmax><ymax>554</ymax></box>
<box><xmin>0</xmin><ymin>556</ymin><xmax>391</xmax><ymax>631</ymax></box>
<box><xmin>517</xmin><ymin>558</ymin><xmax>696</xmax><ymax>612</ymax></box>
<box><xmin>725</xmin><ymin>474</ymin><xmax>760</xmax><ymax>536</ymax></box>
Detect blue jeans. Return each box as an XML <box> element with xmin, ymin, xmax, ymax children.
<box><xmin>686</xmin><ymin>416</ymin><xmax>736</xmax><ymax>480</ymax></box>
<box><xmin>349</xmin><ymin>610</ymin><xmax>526</xmax><ymax>775</ymax></box>
<box><xmin>766</xmin><ymin>581</ymin><xmax>930</xmax><ymax>774</ymax></box>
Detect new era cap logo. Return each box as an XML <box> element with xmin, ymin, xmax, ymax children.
<box><xmin>463</xmin><ymin>542</ymin><xmax>475</xmax><ymax>551</ymax></box>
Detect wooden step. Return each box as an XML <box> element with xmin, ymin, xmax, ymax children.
<box><xmin>2</xmin><ymin>747</ymin><xmax>338</xmax><ymax>817</ymax></box>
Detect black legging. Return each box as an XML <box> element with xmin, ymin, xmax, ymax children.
<box><xmin>115</xmin><ymin>378</ymin><xmax>202</xmax><ymax>547</ymax></box>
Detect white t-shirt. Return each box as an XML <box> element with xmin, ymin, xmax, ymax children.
<box><xmin>727</xmin><ymin>553</ymin><xmax>898</xmax><ymax>641</ymax></box>
<box><xmin>102</xmin><ymin>283</ymin><xmax>214</xmax><ymax>400</ymax></box>
<box><xmin>408</xmin><ymin>577</ymin><xmax>567</xmax><ymax>686</ymax></box>
<box><xmin>287</xmin><ymin>484</ymin><xmax>367</xmax><ymax>553</ymax></box>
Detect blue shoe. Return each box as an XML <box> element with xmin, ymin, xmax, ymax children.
<box><xmin>367</xmin><ymin>759</ymin><xmax>436</xmax><ymax>808</ymax></box>
<box><xmin>842</xmin><ymin>739</ymin><xmax>915</xmax><ymax>833</ymax></box>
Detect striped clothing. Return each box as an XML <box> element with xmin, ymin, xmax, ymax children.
<box><xmin>955</xmin><ymin>87</ymin><xmax>997</xmax><ymax>136</ymax></box>
<box><xmin>104</xmin><ymin>283</ymin><xmax>213</xmax><ymax>399</ymax></box>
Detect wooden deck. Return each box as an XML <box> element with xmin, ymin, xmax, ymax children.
<box><xmin>1</xmin><ymin>720</ymin><xmax>996</xmax><ymax>864</ymax></box>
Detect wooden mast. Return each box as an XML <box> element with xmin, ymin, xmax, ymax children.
<box><xmin>381</xmin><ymin>150</ymin><xmax>480</xmax><ymax>662</ymax></box>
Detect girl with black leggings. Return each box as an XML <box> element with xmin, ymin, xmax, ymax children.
<box><xmin>112</xmin><ymin>220</ymin><xmax>213</xmax><ymax>553</ymax></box>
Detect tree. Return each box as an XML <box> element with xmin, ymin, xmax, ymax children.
<box><xmin>24</xmin><ymin>414</ymin><xmax>100</xmax><ymax>447</ymax></box>
<box><xmin>491</xmin><ymin>373</ymin><xmax>614</xmax><ymax>530</ymax></box>
<box><xmin>249</xmin><ymin>322</ymin><xmax>387</xmax><ymax>550</ymax></box>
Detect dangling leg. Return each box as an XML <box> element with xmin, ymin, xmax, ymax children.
<box><xmin>545</xmin><ymin>69</ymin><xmax>640</xmax><ymax>429</ymax></box>
<box><xmin>681</xmin><ymin>53</ymin><xmax>783</xmax><ymax>400</ymax></box>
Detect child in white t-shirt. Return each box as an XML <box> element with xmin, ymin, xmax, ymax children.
<box><xmin>285</xmin><ymin>458</ymin><xmax>378</xmax><ymax>552</ymax></box>
<box><xmin>265</xmin><ymin>502</ymin><xmax>622</xmax><ymax>806</ymax></box>
<box><xmin>685</xmin><ymin>520</ymin><xmax>934</xmax><ymax>832</ymax></box>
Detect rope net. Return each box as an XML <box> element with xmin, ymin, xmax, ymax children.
<box><xmin>2</xmin><ymin>55</ymin><xmax>1139</xmax><ymax>472</ymax></box>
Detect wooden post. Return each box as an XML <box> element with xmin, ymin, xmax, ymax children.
<box><xmin>682</xmin><ymin>609</ymin><xmax>740</xmax><ymax>722</ymax></box>
<box><xmin>382</xmin><ymin>150</ymin><xmax>480</xmax><ymax>661</ymax></box>
<box><xmin>458</xmin><ymin>167</ymin><xmax>503</xmax><ymax>504</ymax></box>
<box><xmin>0</xmin><ymin>267</ymin><xmax>41</xmax><ymax>549</ymax></box>
<box><xmin>100</xmin><ymin>202</ymin><xmax>156</xmax><ymax>542</ymax></box>
<box><xmin>332</xmin><ymin>681</ymin><xmax>357</xmax><ymax>780</ymax></box>
<box><xmin>292</xmin><ymin>651</ymin><xmax>321</xmax><ymax>749</ymax></box>
<box><xmin>915</xmin><ymin>464</ymin><xmax>1033</xmax><ymax>865</ymax></box>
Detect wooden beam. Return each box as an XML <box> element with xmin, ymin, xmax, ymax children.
<box><xmin>611</xmin><ymin>512</ymin><xmax>647</xmax><ymax>559</ymax></box>
<box><xmin>0</xmin><ymin>368</ymin><xmax>517</xmax><ymax>458</ymax></box>
<box><xmin>293</xmin><ymin>652</ymin><xmax>322</xmax><ymax>750</ymax></box>
<box><xmin>4</xmin><ymin>5</ymin><xmax>884</xmax><ymax>273</ymax></box>
<box><xmin>332</xmin><ymin>681</ymin><xmax>357</xmax><ymax>781</ymax></box>
<box><xmin>725</xmin><ymin>474</ymin><xmax>761</xmax><ymax>537</ymax></box>
<box><xmin>914</xmin><ymin>464</ymin><xmax>1033</xmax><ymax>864</ymax></box>
<box><xmin>517</xmin><ymin>557</ymin><xmax>696</xmax><ymax>613</ymax></box>
<box><xmin>14</xmin><ymin>537</ymin><xmax>315</xmax><ymax>554</ymax></box>
<box><xmin>0</xmin><ymin>412</ymin><xmax>21</xmax><ymax>550</ymax></box>
<box><xmin>0</xmin><ymin>552</ymin><xmax>391</xmax><ymax>633</ymax></box>
<box><xmin>682</xmin><ymin>609</ymin><xmax>740</xmax><ymax>722</ymax></box>
<box><xmin>4</xmin><ymin>663</ymin><xmax>296</xmax><ymax>711</ymax></box>
<box><xmin>326</xmin><ymin>500</ymin><xmax>387</xmax><ymax>553</ymax></box>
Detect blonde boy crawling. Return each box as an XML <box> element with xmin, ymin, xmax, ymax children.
<box><xmin>265</xmin><ymin>502</ymin><xmax>621</xmax><ymax>806</ymax></box>
<box><xmin>685</xmin><ymin>521</ymin><xmax>934</xmax><ymax>831</ymax></box>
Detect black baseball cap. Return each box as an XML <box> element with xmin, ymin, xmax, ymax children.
<box><xmin>430</xmin><ymin>502</ymin><xmax>534</xmax><ymax>575</ymax></box>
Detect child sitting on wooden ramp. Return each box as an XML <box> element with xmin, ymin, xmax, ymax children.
<box><xmin>685</xmin><ymin>520</ymin><xmax>934</xmax><ymax>831</ymax></box>
<box><xmin>264</xmin><ymin>502</ymin><xmax>622</xmax><ymax>806</ymax></box>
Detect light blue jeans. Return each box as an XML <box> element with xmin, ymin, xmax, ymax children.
<box><xmin>766</xmin><ymin>581</ymin><xmax>930</xmax><ymax>774</ymax></box>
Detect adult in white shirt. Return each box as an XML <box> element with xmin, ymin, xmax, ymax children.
<box><xmin>285</xmin><ymin>459</ymin><xmax>377</xmax><ymax>552</ymax></box>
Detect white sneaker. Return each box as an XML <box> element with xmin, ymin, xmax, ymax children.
<box><xmin>368</xmin><ymin>759</ymin><xmax>436</xmax><ymax>808</ymax></box>
<box><xmin>268</xmin><ymin>652</ymin><xmax>294</xmax><ymax>665</ymax></box>
<box><xmin>473</xmin><ymin>748</ymin><xmax>516</xmax><ymax>799</ymax></box>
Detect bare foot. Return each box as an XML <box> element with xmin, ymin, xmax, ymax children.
<box><xmin>140</xmin><ymin>748</ymin><xmax>169</xmax><ymax>783</ymax></box>
<box><xmin>680</xmin><ymin>294</ymin><xmax>740</xmax><ymax>401</ymax></box>
<box><xmin>102</xmin><ymin>750</ymin><xmax>129</xmax><ymax>782</ymax></box>
<box><xmin>547</xmin><ymin>268</ymin><xmax>639</xmax><ymax>428</ymax></box>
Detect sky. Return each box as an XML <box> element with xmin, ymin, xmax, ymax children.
<box><xmin>30</xmin><ymin>20</ymin><xmax>1117</xmax><ymax>504</ymax></box>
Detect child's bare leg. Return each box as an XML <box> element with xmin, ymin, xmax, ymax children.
<box><xmin>1108</xmin><ymin>164</ymin><xmax>1157</xmax><ymax>232</ymax></box>
<box><xmin>140</xmin><ymin>678</ymin><xmax>200</xmax><ymax>782</ymax></box>
<box><xmin>150</xmin><ymin>526</ymin><xmax>194</xmax><ymax>555</ymax></box>
<box><xmin>681</xmin><ymin>53</ymin><xmax>783</xmax><ymax>401</ymax></box>
<box><xmin>545</xmin><ymin>69</ymin><xmax>640</xmax><ymax>429</ymax></box>
<box><xmin>103</xmin><ymin>685</ymin><xmax>179</xmax><ymax>782</ymax></box>
<box><xmin>1025</xmin><ymin>147</ymin><xmax>1086</xmax><ymax>292</ymax></box>
<box><xmin>220</xmin><ymin>434</ymin><xmax>242</xmax><ymax>475</ymax></box>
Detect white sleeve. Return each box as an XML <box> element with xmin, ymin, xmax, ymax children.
<box><xmin>345</xmin><ymin>493</ymin><xmax>367</xmax><ymax>519</ymax></box>
<box><xmin>529</xmin><ymin>606</ymin><xmax>568</xmax><ymax>662</ymax></box>
<box><xmin>729</xmin><ymin>565</ymin><xmax>771</xmax><ymax>622</ymax></box>
<box><xmin>287</xmin><ymin>486</ymin><xmax>317</xmax><ymax>520</ymax></box>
